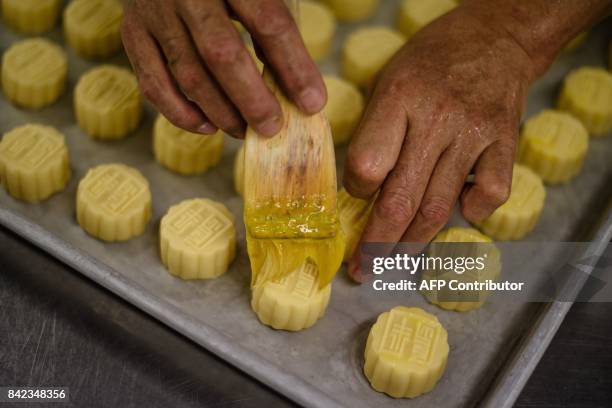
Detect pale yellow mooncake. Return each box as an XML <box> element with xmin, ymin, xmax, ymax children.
<box><xmin>474</xmin><ymin>164</ymin><xmax>546</xmax><ymax>240</ymax></box>
<box><xmin>2</xmin><ymin>38</ymin><xmax>67</xmax><ymax>109</ymax></box>
<box><xmin>233</xmin><ymin>144</ymin><xmax>245</xmax><ymax>197</ymax></box>
<box><xmin>324</xmin><ymin>76</ymin><xmax>364</xmax><ymax>145</ymax></box>
<box><xmin>0</xmin><ymin>124</ymin><xmax>70</xmax><ymax>203</ymax></box>
<box><xmin>342</xmin><ymin>27</ymin><xmax>405</xmax><ymax>88</ymax></box>
<box><xmin>2</xmin><ymin>0</ymin><xmax>61</xmax><ymax>34</ymax></box>
<box><xmin>64</xmin><ymin>0</ymin><xmax>124</xmax><ymax>59</ymax></box>
<box><xmin>320</xmin><ymin>0</ymin><xmax>380</xmax><ymax>22</ymax></box>
<box><xmin>518</xmin><ymin>110</ymin><xmax>589</xmax><ymax>184</ymax></box>
<box><xmin>299</xmin><ymin>0</ymin><xmax>336</xmax><ymax>61</ymax></box>
<box><xmin>420</xmin><ymin>227</ymin><xmax>501</xmax><ymax>312</ymax></box>
<box><xmin>338</xmin><ymin>188</ymin><xmax>373</xmax><ymax>262</ymax></box>
<box><xmin>74</xmin><ymin>65</ymin><xmax>142</xmax><ymax>140</ymax></box>
<box><xmin>153</xmin><ymin>115</ymin><xmax>224</xmax><ymax>175</ymax></box>
<box><xmin>160</xmin><ymin>199</ymin><xmax>236</xmax><ymax>280</ymax></box>
<box><xmin>364</xmin><ymin>306</ymin><xmax>449</xmax><ymax>398</ymax></box>
<box><xmin>397</xmin><ymin>0</ymin><xmax>457</xmax><ymax>39</ymax></box>
<box><xmin>251</xmin><ymin>259</ymin><xmax>331</xmax><ymax>331</ymax></box>
<box><xmin>558</xmin><ymin>67</ymin><xmax>612</xmax><ymax>136</ymax></box>
<box><xmin>76</xmin><ymin>164</ymin><xmax>151</xmax><ymax>241</ymax></box>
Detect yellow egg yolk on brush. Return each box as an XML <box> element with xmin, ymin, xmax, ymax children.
<box><xmin>245</xmin><ymin>214</ymin><xmax>345</xmax><ymax>289</ymax></box>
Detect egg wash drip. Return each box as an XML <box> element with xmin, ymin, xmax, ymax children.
<box><xmin>245</xmin><ymin>195</ymin><xmax>345</xmax><ymax>289</ymax></box>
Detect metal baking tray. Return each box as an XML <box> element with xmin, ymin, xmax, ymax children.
<box><xmin>1</xmin><ymin>2</ymin><xmax>611</xmax><ymax>407</ymax></box>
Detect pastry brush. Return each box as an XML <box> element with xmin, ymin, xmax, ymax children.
<box><xmin>243</xmin><ymin>0</ymin><xmax>339</xmax><ymax>241</ymax></box>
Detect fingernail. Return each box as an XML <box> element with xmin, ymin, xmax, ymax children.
<box><xmin>257</xmin><ymin>115</ymin><xmax>283</xmax><ymax>137</ymax></box>
<box><xmin>298</xmin><ymin>88</ymin><xmax>325</xmax><ymax>113</ymax></box>
<box><xmin>198</xmin><ymin>122</ymin><xmax>218</xmax><ymax>135</ymax></box>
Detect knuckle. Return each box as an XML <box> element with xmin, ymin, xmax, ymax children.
<box><xmin>161</xmin><ymin>35</ymin><xmax>186</xmax><ymax>64</ymax></box>
<box><xmin>419</xmin><ymin>196</ymin><xmax>452</xmax><ymax>226</ymax></box>
<box><xmin>177</xmin><ymin>66</ymin><xmax>204</xmax><ymax>90</ymax></box>
<box><xmin>345</xmin><ymin>150</ymin><xmax>388</xmax><ymax>188</ymax></box>
<box><xmin>377</xmin><ymin>188</ymin><xmax>416</xmax><ymax>224</ymax></box>
<box><xmin>251</xmin><ymin>6</ymin><xmax>293</xmax><ymax>37</ymax></box>
<box><xmin>483</xmin><ymin>182</ymin><xmax>511</xmax><ymax>208</ymax></box>
<box><xmin>202</xmin><ymin>37</ymin><xmax>242</xmax><ymax>65</ymax></box>
<box><xmin>189</xmin><ymin>5</ymin><xmax>215</xmax><ymax>25</ymax></box>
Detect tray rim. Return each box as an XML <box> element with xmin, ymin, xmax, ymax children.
<box><xmin>480</xmin><ymin>205</ymin><xmax>612</xmax><ymax>408</ymax></box>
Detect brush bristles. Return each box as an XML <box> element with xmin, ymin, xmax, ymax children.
<box><xmin>244</xmin><ymin>70</ymin><xmax>338</xmax><ymax>239</ymax></box>
<box><xmin>246</xmin><ymin>194</ymin><xmax>338</xmax><ymax>238</ymax></box>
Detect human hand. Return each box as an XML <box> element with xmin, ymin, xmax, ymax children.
<box><xmin>121</xmin><ymin>0</ymin><xmax>326</xmax><ymax>137</ymax></box>
<box><xmin>343</xmin><ymin>7</ymin><xmax>537</xmax><ymax>281</ymax></box>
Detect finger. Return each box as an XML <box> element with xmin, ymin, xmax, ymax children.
<box><xmin>229</xmin><ymin>0</ymin><xmax>326</xmax><ymax>114</ymax></box>
<box><xmin>178</xmin><ymin>0</ymin><xmax>283</xmax><ymax>137</ymax></box>
<box><xmin>152</xmin><ymin>14</ymin><xmax>245</xmax><ymax>137</ymax></box>
<box><xmin>461</xmin><ymin>139</ymin><xmax>515</xmax><ymax>223</ymax></box>
<box><xmin>121</xmin><ymin>15</ymin><xmax>212</xmax><ymax>133</ymax></box>
<box><xmin>343</xmin><ymin>83</ymin><xmax>408</xmax><ymax>199</ymax></box>
<box><xmin>402</xmin><ymin>143</ymin><xmax>481</xmax><ymax>243</ymax></box>
<box><xmin>347</xmin><ymin>126</ymin><xmax>444</xmax><ymax>281</ymax></box>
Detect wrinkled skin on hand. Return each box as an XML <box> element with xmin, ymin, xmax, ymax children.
<box><xmin>120</xmin><ymin>0</ymin><xmax>326</xmax><ymax>137</ymax></box>
<box><xmin>344</xmin><ymin>8</ymin><xmax>536</xmax><ymax>281</ymax></box>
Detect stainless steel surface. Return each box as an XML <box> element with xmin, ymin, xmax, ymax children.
<box><xmin>1</xmin><ymin>2</ymin><xmax>611</xmax><ymax>408</ymax></box>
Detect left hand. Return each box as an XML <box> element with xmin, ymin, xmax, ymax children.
<box><xmin>120</xmin><ymin>0</ymin><xmax>325</xmax><ymax>138</ymax></box>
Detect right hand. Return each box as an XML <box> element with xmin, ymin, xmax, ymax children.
<box><xmin>343</xmin><ymin>5</ymin><xmax>536</xmax><ymax>281</ymax></box>
<box><xmin>121</xmin><ymin>0</ymin><xmax>326</xmax><ymax>137</ymax></box>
